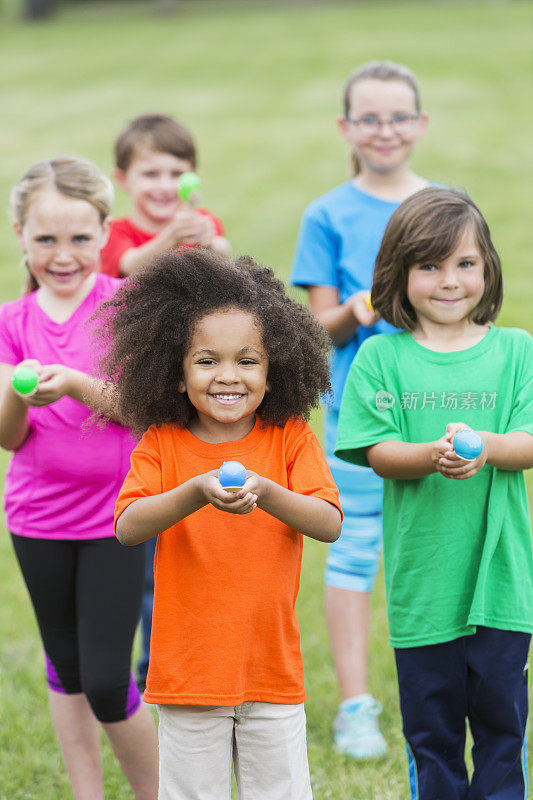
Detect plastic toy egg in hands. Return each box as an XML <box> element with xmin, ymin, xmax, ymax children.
<box><xmin>218</xmin><ymin>461</ymin><xmax>247</xmax><ymax>493</ymax></box>
<box><xmin>364</xmin><ymin>291</ymin><xmax>373</xmax><ymax>312</ymax></box>
<box><xmin>451</xmin><ymin>429</ymin><xmax>484</xmax><ymax>461</ymax></box>
<box><xmin>12</xmin><ymin>365</ymin><xmax>39</xmax><ymax>396</ymax></box>
<box><xmin>177</xmin><ymin>172</ymin><xmax>201</xmax><ymax>206</ymax></box>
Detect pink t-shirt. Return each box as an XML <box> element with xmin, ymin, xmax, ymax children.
<box><xmin>0</xmin><ymin>274</ymin><xmax>135</xmax><ymax>540</ymax></box>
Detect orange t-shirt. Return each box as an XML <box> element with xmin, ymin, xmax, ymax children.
<box><xmin>114</xmin><ymin>417</ymin><xmax>341</xmax><ymax>706</ymax></box>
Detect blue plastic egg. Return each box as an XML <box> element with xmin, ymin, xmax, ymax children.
<box><xmin>218</xmin><ymin>460</ymin><xmax>247</xmax><ymax>491</ymax></box>
<box><xmin>452</xmin><ymin>429</ymin><xmax>483</xmax><ymax>461</ymax></box>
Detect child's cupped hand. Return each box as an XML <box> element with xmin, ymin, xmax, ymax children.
<box><xmin>432</xmin><ymin>422</ymin><xmax>487</xmax><ymax>480</ymax></box>
<box><xmin>170</xmin><ymin>207</ymin><xmax>213</xmax><ymax>247</ymax></box>
<box><xmin>200</xmin><ymin>469</ymin><xmax>259</xmax><ymax>515</ymax></box>
<box><xmin>18</xmin><ymin>363</ymin><xmax>76</xmax><ymax>407</ymax></box>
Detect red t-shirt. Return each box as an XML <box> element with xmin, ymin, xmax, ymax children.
<box><xmin>114</xmin><ymin>418</ymin><xmax>341</xmax><ymax>706</ymax></box>
<box><xmin>99</xmin><ymin>211</ymin><xmax>224</xmax><ymax>278</ymax></box>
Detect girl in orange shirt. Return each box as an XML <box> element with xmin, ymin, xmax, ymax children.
<box><xmin>95</xmin><ymin>249</ymin><xmax>342</xmax><ymax>800</ymax></box>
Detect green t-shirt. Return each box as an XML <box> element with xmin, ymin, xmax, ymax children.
<box><xmin>335</xmin><ymin>327</ymin><xmax>533</xmax><ymax>648</ymax></box>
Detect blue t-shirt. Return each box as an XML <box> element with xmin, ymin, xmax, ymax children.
<box><xmin>290</xmin><ymin>181</ymin><xmax>399</xmax><ymax>411</ymax></box>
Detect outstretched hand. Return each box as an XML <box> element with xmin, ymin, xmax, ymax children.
<box><xmin>433</xmin><ymin>422</ymin><xmax>487</xmax><ymax>480</ymax></box>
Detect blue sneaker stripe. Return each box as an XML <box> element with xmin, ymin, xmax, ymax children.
<box><xmin>405</xmin><ymin>742</ymin><xmax>419</xmax><ymax>800</ymax></box>
<box><xmin>521</xmin><ymin>733</ymin><xmax>528</xmax><ymax>799</ymax></box>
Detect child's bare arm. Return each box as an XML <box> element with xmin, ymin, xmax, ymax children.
<box><xmin>115</xmin><ymin>475</ymin><xmax>212</xmax><ymax>545</ymax></box>
<box><xmin>308</xmin><ymin>285</ymin><xmax>378</xmax><ymax>345</ymax></box>
<box><xmin>116</xmin><ymin>466</ymin><xmax>266</xmax><ymax>545</ymax></box>
<box><xmin>65</xmin><ymin>371</ymin><xmax>120</xmax><ymax>420</ymax></box>
<box><xmin>0</xmin><ymin>363</ymin><xmax>31</xmax><ymax>450</ymax></box>
<box><xmin>119</xmin><ymin>212</ymin><xmax>230</xmax><ymax>275</ymax></box>
<box><xmin>116</xmin><ymin>470</ymin><xmax>261</xmax><ymax>546</ymax></box>
<box><xmin>117</xmin><ymin>469</ymin><xmax>341</xmax><ymax>546</ymax></box>
<box><xmin>15</xmin><ymin>364</ymin><xmax>122</xmax><ymax>423</ymax></box>
<box><xmin>366</xmin><ymin>439</ymin><xmax>440</xmax><ymax>480</ymax></box>
<box><xmin>0</xmin><ymin>360</ymin><xmax>124</xmax><ymax>450</ymax></box>
<box><xmin>238</xmin><ymin>473</ymin><xmax>341</xmax><ymax>543</ymax></box>
<box><xmin>435</xmin><ymin>423</ymin><xmax>533</xmax><ymax>480</ymax></box>
<box><xmin>118</xmin><ymin>212</ymin><xmax>199</xmax><ymax>275</ymax></box>
<box><xmin>482</xmin><ymin>431</ymin><xmax>533</xmax><ymax>470</ymax></box>
<box><xmin>367</xmin><ymin>425</ymin><xmax>487</xmax><ymax>480</ymax></box>
<box><xmin>443</xmin><ymin>430</ymin><xmax>533</xmax><ymax>476</ymax></box>
<box><xmin>367</xmin><ymin>424</ymin><xmax>533</xmax><ymax>482</ymax></box>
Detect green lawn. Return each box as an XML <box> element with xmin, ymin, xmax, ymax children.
<box><xmin>0</xmin><ymin>2</ymin><xmax>532</xmax><ymax>798</ymax></box>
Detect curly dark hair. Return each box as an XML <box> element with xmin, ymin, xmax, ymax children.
<box><xmin>93</xmin><ymin>249</ymin><xmax>332</xmax><ymax>436</ymax></box>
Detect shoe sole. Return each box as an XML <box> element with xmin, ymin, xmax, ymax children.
<box><xmin>334</xmin><ymin>739</ymin><xmax>387</xmax><ymax>760</ymax></box>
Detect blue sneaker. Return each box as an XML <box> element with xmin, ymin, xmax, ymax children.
<box><xmin>334</xmin><ymin>694</ymin><xmax>387</xmax><ymax>759</ymax></box>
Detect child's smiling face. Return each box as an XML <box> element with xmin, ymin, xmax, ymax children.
<box><xmin>407</xmin><ymin>225</ymin><xmax>486</xmax><ymax>333</ymax></box>
<box><xmin>115</xmin><ymin>146</ymin><xmax>193</xmax><ymax>231</ymax></box>
<box><xmin>339</xmin><ymin>78</ymin><xmax>427</xmax><ymax>176</ymax></box>
<box><xmin>179</xmin><ymin>309</ymin><xmax>269</xmax><ymax>441</ymax></box>
<box><xmin>14</xmin><ymin>189</ymin><xmax>107</xmax><ymax>299</ymax></box>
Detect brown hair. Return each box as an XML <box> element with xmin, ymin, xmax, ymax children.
<box><xmin>371</xmin><ymin>187</ymin><xmax>503</xmax><ymax>330</ymax></box>
<box><xmin>343</xmin><ymin>61</ymin><xmax>421</xmax><ymax>175</ymax></box>
<box><xmin>114</xmin><ymin>113</ymin><xmax>197</xmax><ymax>171</ymax></box>
<box><xmin>10</xmin><ymin>156</ymin><xmax>113</xmax><ymax>294</ymax></box>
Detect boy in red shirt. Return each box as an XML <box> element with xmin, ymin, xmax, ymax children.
<box><xmin>100</xmin><ymin>113</ymin><xmax>230</xmax><ymax>277</ymax></box>
<box><xmin>101</xmin><ymin>114</ymin><xmax>230</xmax><ymax>691</ymax></box>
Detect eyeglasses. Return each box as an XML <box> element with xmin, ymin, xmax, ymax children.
<box><xmin>345</xmin><ymin>113</ymin><xmax>421</xmax><ymax>135</ymax></box>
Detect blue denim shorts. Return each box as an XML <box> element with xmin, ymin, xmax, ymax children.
<box><xmin>324</xmin><ymin>409</ymin><xmax>383</xmax><ymax>592</ymax></box>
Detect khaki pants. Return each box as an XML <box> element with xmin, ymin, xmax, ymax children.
<box><xmin>158</xmin><ymin>701</ymin><xmax>313</xmax><ymax>800</ymax></box>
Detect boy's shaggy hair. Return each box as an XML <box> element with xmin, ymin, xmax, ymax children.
<box><xmin>114</xmin><ymin>113</ymin><xmax>197</xmax><ymax>171</ymax></box>
<box><xmin>94</xmin><ymin>250</ymin><xmax>332</xmax><ymax>436</ymax></box>
<box><xmin>371</xmin><ymin>187</ymin><xmax>503</xmax><ymax>330</ymax></box>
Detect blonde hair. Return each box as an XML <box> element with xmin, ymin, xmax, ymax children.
<box><xmin>342</xmin><ymin>61</ymin><xmax>422</xmax><ymax>176</ymax></box>
<box><xmin>10</xmin><ymin>156</ymin><xmax>114</xmax><ymax>293</ymax></box>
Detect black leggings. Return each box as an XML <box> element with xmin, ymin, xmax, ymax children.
<box><xmin>11</xmin><ymin>533</ymin><xmax>145</xmax><ymax>723</ymax></box>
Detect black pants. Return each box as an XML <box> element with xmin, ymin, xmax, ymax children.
<box><xmin>395</xmin><ymin>627</ymin><xmax>530</xmax><ymax>800</ymax></box>
<box><xmin>11</xmin><ymin>533</ymin><xmax>145</xmax><ymax>723</ymax></box>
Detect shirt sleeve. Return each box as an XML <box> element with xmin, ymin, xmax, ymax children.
<box><xmin>285</xmin><ymin>423</ymin><xmax>342</xmax><ymax>519</ymax></box>
<box><xmin>0</xmin><ymin>305</ymin><xmax>22</xmax><ymax>365</ymax></box>
<box><xmin>507</xmin><ymin>331</ymin><xmax>533</xmax><ymax>436</ymax></box>
<box><xmin>335</xmin><ymin>341</ymin><xmax>403</xmax><ymax>467</ymax></box>
<box><xmin>290</xmin><ymin>205</ymin><xmax>339</xmax><ymax>289</ymax></box>
<box><xmin>100</xmin><ymin>221</ymin><xmax>135</xmax><ymax>278</ymax></box>
<box><xmin>114</xmin><ymin>426</ymin><xmax>163</xmax><ymax>532</ymax></box>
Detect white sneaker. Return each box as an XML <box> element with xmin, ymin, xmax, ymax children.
<box><xmin>334</xmin><ymin>694</ymin><xmax>387</xmax><ymax>759</ymax></box>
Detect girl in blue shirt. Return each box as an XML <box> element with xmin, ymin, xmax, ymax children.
<box><xmin>290</xmin><ymin>60</ymin><xmax>430</xmax><ymax>759</ymax></box>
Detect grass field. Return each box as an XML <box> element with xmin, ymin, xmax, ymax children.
<box><xmin>0</xmin><ymin>1</ymin><xmax>532</xmax><ymax>798</ymax></box>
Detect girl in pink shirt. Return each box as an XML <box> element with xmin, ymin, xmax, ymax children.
<box><xmin>0</xmin><ymin>157</ymin><xmax>158</xmax><ymax>800</ymax></box>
